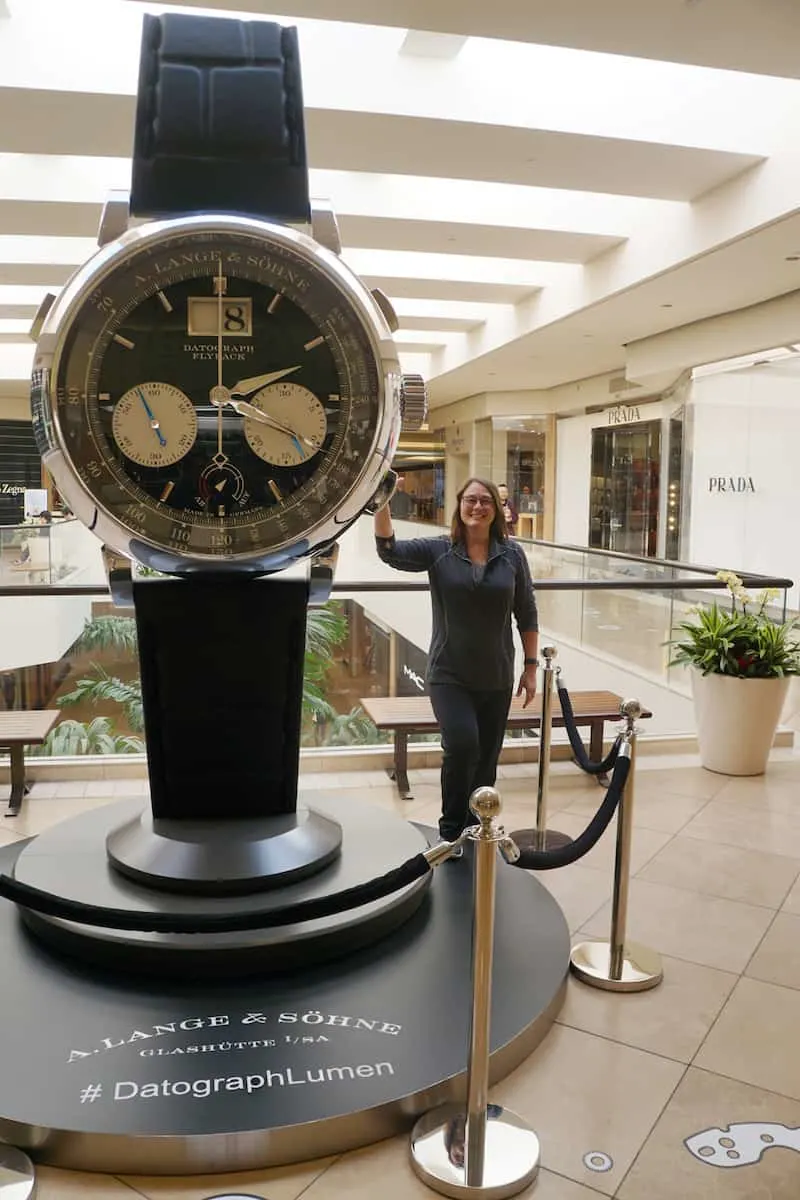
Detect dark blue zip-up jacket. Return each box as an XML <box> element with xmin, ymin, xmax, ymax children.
<box><xmin>375</xmin><ymin>533</ymin><xmax>538</xmax><ymax>690</ymax></box>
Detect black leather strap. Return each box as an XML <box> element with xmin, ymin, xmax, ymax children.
<box><xmin>131</xmin><ymin>12</ymin><xmax>310</xmax><ymax>223</ymax></box>
<box><xmin>133</xmin><ymin>576</ymin><xmax>309</xmax><ymax>820</ymax></box>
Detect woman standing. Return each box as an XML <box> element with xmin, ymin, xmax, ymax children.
<box><xmin>374</xmin><ymin>477</ymin><xmax>539</xmax><ymax>852</ymax></box>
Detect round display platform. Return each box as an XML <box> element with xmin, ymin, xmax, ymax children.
<box><xmin>0</xmin><ymin>826</ymin><xmax>570</xmax><ymax>1175</ymax></box>
<box><xmin>11</xmin><ymin>794</ymin><xmax>431</xmax><ymax>977</ymax></box>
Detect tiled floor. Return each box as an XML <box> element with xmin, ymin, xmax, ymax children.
<box><xmin>3</xmin><ymin>753</ymin><xmax>800</xmax><ymax>1197</ymax></box>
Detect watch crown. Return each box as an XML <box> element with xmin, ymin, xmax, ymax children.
<box><xmin>399</xmin><ymin>374</ymin><xmax>428</xmax><ymax>432</ymax></box>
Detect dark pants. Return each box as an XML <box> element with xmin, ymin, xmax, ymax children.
<box><xmin>429</xmin><ymin>683</ymin><xmax>512</xmax><ymax>841</ymax></box>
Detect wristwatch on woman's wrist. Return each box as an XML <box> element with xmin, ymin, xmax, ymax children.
<box><xmin>524</xmin><ymin>657</ymin><xmax>539</xmax><ymax>666</ymax></box>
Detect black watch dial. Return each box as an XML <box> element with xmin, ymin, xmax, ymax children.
<box><xmin>49</xmin><ymin>223</ymin><xmax>383</xmax><ymax>561</ymax></box>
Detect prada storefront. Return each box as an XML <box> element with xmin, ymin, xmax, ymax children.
<box><xmin>558</xmin><ymin>397</ymin><xmax>685</xmax><ymax>560</ymax></box>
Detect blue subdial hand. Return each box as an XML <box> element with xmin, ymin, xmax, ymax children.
<box><xmin>137</xmin><ymin>387</ymin><xmax>167</xmax><ymax>447</ymax></box>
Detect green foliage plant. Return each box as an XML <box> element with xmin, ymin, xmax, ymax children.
<box><xmin>669</xmin><ymin>571</ymin><xmax>800</xmax><ymax>679</ymax></box>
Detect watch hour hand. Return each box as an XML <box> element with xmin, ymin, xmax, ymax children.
<box><xmin>229</xmin><ymin>366</ymin><xmax>301</xmax><ymax>396</ymax></box>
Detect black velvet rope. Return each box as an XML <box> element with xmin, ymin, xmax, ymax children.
<box><xmin>558</xmin><ymin>681</ymin><xmax>623</xmax><ymax>775</ymax></box>
<box><xmin>0</xmin><ymin>853</ymin><xmax>430</xmax><ymax>935</ymax></box>
<box><xmin>511</xmin><ymin>753</ymin><xmax>630</xmax><ymax>870</ymax></box>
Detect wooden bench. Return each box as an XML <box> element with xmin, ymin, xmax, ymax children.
<box><xmin>0</xmin><ymin>710</ymin><xmax>61</xmax><ymax>816</ymax></box>
<box><xmin>360</xmin><ymin>690</ymin><xmax>651</xmax><ymax>799</ymax></box>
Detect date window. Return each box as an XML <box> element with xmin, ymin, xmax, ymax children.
<box><xmin>187</xmin><ymin>297</ymin><xmax>252</xmax><ymax>337</ymax></box>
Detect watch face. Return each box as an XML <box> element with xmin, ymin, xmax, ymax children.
<box><xmin>41</xmin><ymin>218</ymin><xmax>392</xmax><ymax>565</ymax></box>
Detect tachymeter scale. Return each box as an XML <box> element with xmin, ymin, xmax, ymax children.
<box><xmin>111</xmin><ymin>382</ymin><xmax>197</xmax><ymax>468</ymax></box>
<box><xmin>244</xmin><ymin>382</ymin><xmax>327</xmax><ymax>467</ymax></box>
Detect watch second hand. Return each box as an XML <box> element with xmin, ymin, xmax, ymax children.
<box><xmin>216</xmin><ymin>257</ymin><xmax>224</xmax><ymax>458</ymax></box>
<box><xmin>137</xmin><ymin>388</ymin><xmax>167</xmax><ymax>447</ymax></box>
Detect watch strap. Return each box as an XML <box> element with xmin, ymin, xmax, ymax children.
<box><xmin>133</xmin><ymin>575</ymin><xmax>308</xmax><ymax>820</ymax></box>
<box><xmin>131</xmin><ymin>13</ymin><xmax>310</xmax><ymax>223</ymax></box>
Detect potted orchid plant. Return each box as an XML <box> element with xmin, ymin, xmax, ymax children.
<box><xmin>669</xmin><ymin>571</ymin><xmax>800</xmax><ymax>774</ymax></box>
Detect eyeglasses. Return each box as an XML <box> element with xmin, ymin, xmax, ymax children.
<box><xmin>461</xmin><ymin>495</ymin><xmax>495</xmax><ymax>509</ymax></box>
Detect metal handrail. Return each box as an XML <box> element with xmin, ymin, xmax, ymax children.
<box><xmin>515</xmin><ymin>534</ymin><xmax>788</xmax><ymax>585</ymax></box>
<box><xmin>391</xmin><ymin>518</ymin><xmax>794</xmax><ymax>587</ymax></box>
<box><xmin>0</xmin><ymin>574</ymin><xmax>792</xmax><ymax>599</ymax></box>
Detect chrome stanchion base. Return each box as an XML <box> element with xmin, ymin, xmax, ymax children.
<box><xmin>0</xmin><ymin>1145</ymin><xmax>36</xmax><ymax>1199</ymax></box>
<box><xmin>410</xmin><ymin>1102</ymin><xmax>540</xmax><ymax>1200</ymax></box>
<box><xmin>570</xmin><ymin>939</ymin><xmax>663</xmax><ymax>993</ymax></box>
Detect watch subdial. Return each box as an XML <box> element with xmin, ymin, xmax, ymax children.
<box><xmin>197</xmin><ymin>457</ymin><xmax>248</xmax><ymax>516</ymax></box>
<box><xmin>112</xmin><ymin>383</ymin><xmax>197</xmax><ymax>469</ymax></box>
<box><xmin>244</xmin><ymin>382</ymin><xmax>327</xmax><ymax>467</ymax></box>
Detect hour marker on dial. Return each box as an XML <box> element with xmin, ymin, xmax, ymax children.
<box><xmin>268</xmin><ymin>479</ymin><xmax>283</xmax><ymax>502</ymax></box>
<box><xmin>113</xmin><ymin>333</ymin><xmax>135</xmax><ymax>350</ymax></box>
<box><xmin>156</xmin><ymin>290</ymin><xmax>173</xmax><ymax>313</ymax></box>
<box><xmin>267</xmin><ymin>293</ymin><xmax>283</xmax><ymax>314</ymax></box>
<box><xmin>160</xmin><ymin>481</ymin><xmax>174</xmax><ymax>503</ymax></box>
<box><xmin>304</xmin><ymin>335</ymin><xmax>325</xmax><ymax>351</ymax></box>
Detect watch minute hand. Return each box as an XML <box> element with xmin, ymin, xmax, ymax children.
<box><xmin>226</xmin><ymin>397</ymin><xmax>321</xmax><ymax>451</ymax></box>
<box><xmin>229</xmin><ymin>366</ymin><xmax>301</xmax><ymax>396</ymax></box>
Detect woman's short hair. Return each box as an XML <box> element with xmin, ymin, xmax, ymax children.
<box><xmin>450</xmin><ymin>477</ymin><xmax>507</xmax><ymax>543</ymax></box>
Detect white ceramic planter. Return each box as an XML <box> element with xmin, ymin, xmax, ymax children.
<box><xmin>691</xmin><ymin>670</ymin><xmax>791</xmax><ymax>776</ymax></box>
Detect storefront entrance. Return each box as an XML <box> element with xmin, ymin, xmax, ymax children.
<box><xmin>589</xmin><ymin>420</ymin><xmax>661</xmax><ymax>557</ymax></box>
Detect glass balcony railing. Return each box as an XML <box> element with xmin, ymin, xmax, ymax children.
<box><xmin>0</xmin><ymin>516</ymin><xmax>793</xmax><ymax>758</ymax></box>
<box><xmin>0</xmin><ymin>517</ymin><xmax>105</xmax><ymax>588</ymax></box>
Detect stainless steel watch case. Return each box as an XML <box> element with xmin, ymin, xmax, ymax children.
<box><xmin>31</xmin><ymin>199</ymin><xmax>424</xmax><ymax>576</ymax></box>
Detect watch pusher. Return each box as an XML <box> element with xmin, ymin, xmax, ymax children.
<box><xmin>370</xmin><ymin>287</ymin><xmax>400</xmax><ymax>333</ymax></box>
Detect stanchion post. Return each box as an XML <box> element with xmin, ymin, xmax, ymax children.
<box><xmin>534</xmin><ymin>647</ymin><xmax>555</xmax><ymax>851</ymax></box>
<box><xmin>570</xmin><ymin>699</ymin><xmax>663</xmax><ymax>993</ymax></box>
<box><xmin>410</xmin><ymin>787</ymin><xmax>540</xmax><ymax>1199</ymax></box>
<box><xmin>464</xmin><ymin>794</ymin><xmax>495</xmax><ymax>1184</ymax></box>
<box><xmin>523</xmin><ymin>647</ymin><xmax>571</xmax><ymax>853</ymax></box>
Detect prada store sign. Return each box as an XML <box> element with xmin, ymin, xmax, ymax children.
<box><xmin>605</xmin><ymin>403</ymin><xmax>642</xmax><ymax>425</ymax></box>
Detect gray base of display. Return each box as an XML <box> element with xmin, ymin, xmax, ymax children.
<box><xmin>0</xmin><ymin>1146</ymin><xmax>36</xmax><ymax>1200</ymax></box>
<box><xmin>0</xmin><ymin>820</ymin><xmax>570</xmax><ymax>1174</ymax></box>
<box><xmin>105</xmin><ymin>804</ymin><xmax>343</xmax><ymax>894</ymax></box>
<box><xmin>410</xmin><ymin>1102</ymin><xmax>540</xmax><ymax>1200</ymax></box>
<box><xmin>11</xmin><ymin>794</ymin><xmax>430</xmax><ymax>977</ymax></box>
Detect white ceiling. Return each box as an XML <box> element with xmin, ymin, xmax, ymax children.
<box><xmin>1</xmin><ymin>0</ymin><xmax>800</xmax><ymax>410</ymax></box>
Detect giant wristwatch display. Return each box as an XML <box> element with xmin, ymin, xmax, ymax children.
<box><xmin>31</xmin><ymin>15</ymin><xmax>424</xmax><ymax>576</ymax></box>
<box><xmin>26</xmin><ymin>12</ymin><xmax>427</xmax><ymax>881</ymax></box>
